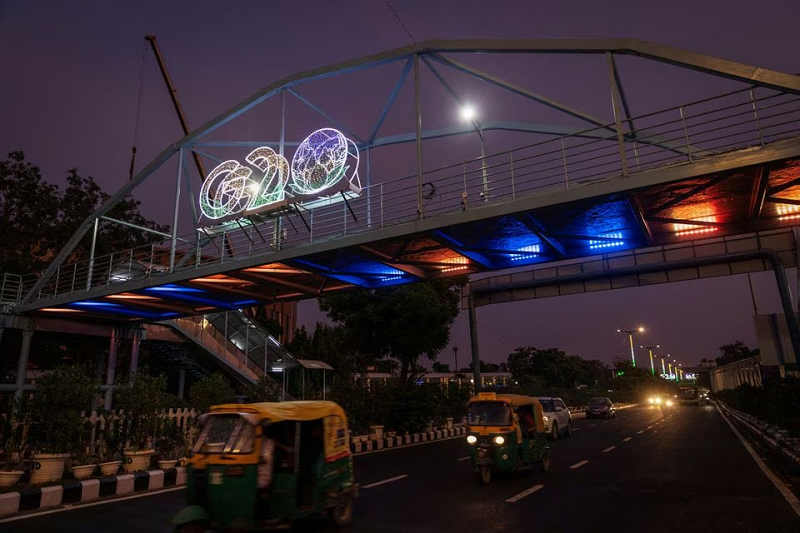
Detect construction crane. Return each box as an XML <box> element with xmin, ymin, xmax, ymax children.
<box><xmin>143</xmin><ymin>35</ymin><xmax>207</xmax><ymax>181</ymax></box>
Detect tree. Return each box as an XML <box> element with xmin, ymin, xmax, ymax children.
<box><xmin>187</xmin><ymin>374</ymin><xmax>236</xmax><ymax>413</ymax></box>
<box><xmin>716</xmin><ymin>341</ymin><xmax>755</xmax><ymax>366</ymax></box>
<box><xmin>432</xmin><ymin>362</ymin><xmax>451</xmax><ymax>373</ymax></box>
<box><xmin>0</xmin><ymin>151</ymin><xmax>169</xmax><ymax>274</ymax></box>
<box><xmin>319</xmin><ymin>279</ymin><xmax>462</xmax><ymax>381</ymax></box>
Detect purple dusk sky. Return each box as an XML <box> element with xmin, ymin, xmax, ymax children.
<box><xmin>2</xmin><ymin>1</ymin><xmax>799</xmax><ymax>368</ymax></box>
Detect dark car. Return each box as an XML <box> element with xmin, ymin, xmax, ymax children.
<box><xmin>586</xmin><ymin>397</ymin><xmax>616</xmax><ymax>419</ymax></box>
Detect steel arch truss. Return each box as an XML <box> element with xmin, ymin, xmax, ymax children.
<box><xmin>15</xmin><ymin>39</ymin><xmax>800</xmax><ymax>321</ymax></box>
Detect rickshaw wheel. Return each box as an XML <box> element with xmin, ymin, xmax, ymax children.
<box><xmin>329</xmin><ymin>495</ymin><xmax>354</xmax><ymax>527</ymax></box>
<box><xmin>479</xmin><ymin>465</ymin><xmax>492</xmax><ymax>484</ymax></box>
<box><xmin>175</xmin><ymin>521</ymin><xmax>207</xmax><ymax>533</ymax></box>
<box><xmin>541</xmin><ymin>455</ymin><xmax>552</xmax><ymax>473</ymax></box>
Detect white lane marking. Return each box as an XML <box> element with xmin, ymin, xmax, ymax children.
<box><xmin>456</xmin><ymin>456</ymin><xmax>471</xmax><ymax>461</ymax></box>
<box><xmin>637</xmin><ymin>430</ymin><xmax>645</xmax><ymax>434</ymax></box>
<box><xmin>362</xmin><ymin>474</ymin><xmax>409</xmax><ymax>489</ymax></box>
<box><xmin>647</xmin><ymin>425</ymin><xmax>653</xmax><ymax>429</ymax></box>
<box><xmin>602</xmin><ymin>446</ymin><xmax>616</xmax><ymax>453</ymax></box>
<box><xmin>590</xmin><ymin>424</ymin><xmax>597</xmax><ymax>427</ymax></box>
<box><xmin>570</xmin><ymin>460</ymin><xmax>589</xmax><ymax>469</ymax></box>
<box><xmin>505</xmin><ymin>483</ymin><xmax>544</xmax><ymax>503</ymax></box>
<box><xmin>623</xmin><ymin>437</ymin><xmax>633</xmax><ymax>442</ymax></box>
<box><xmin>0</xmin><ymin>486</ymin><xmax>185</xmax><ymax>523</ymax></box>
<box><xmin>716</xmin><ymin>405</ymin><xmax>800</xmax><ymax>518</ymax></box>
<box><xmin>572</xmin><ymin>428</ymin><xmax>581</xmax><ymax>431</ymax></box>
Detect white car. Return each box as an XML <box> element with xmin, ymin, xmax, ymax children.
<box><xmin>536</xmin><ymin>397</ymin><xmax>572</xmax><ymax>439</ymax></box>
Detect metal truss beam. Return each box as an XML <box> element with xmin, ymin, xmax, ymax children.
<box><xmin>369</xmin><ymin>57</ymin><xmax>413</xmax><ymax>143</ymax></box>
<box><xmin>428</xmin><ymin>53</ymin><xmax>612</xmax><ymax>130</ymax></box>
<box><xmin>748</xmin><ymin>167</ymin><xmax>770</xmax><ymax>231</ymax></box>
<box><xmin>515</xmin><ymin>214</ymin><xmax>567</xmax><ymax>257</ymax></box>
<box><xmin>650</xmin><ymin>173</ymin><xmax>733</xmax><ymax>214</ymax></box>
<box><xmin>358</xmin><ymin>245</ymin><xmax>428</xmax><ymax>279</ymax></box>
<box><xmin>428</xmin><ymin>230</ymin><xmax>493</xmax><ymax>268</ymax></box>
<box><xmin>286</xmin><ymin>88</ymin><xmax>364</xmax><ymax>144</ymax></box>
<box><xmin>627</xmin><ymin>193</ymin><xmax>654</xmax><ymax>245</ymax></box>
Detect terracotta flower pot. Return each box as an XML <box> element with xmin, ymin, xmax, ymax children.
<box><xmin>157</xmin><ymin>459</ymin><xmax>178</xmax><ymax>470</ymax></box>
<box><xmin>71</xmin><ymin>464</ymin><xmax>96</xmax><ymax>480</ymax></box>
<box><xmin>123</xmin><ymin>449</ymin><xmax>154</xmax><ymax>473</ymax></box>
<box><xmin>98</xmin><ymin>461</ymin><xmax>121</xmax><ymax>477</ymax></box>
<box><xmin>30</xmin><ymin>453</ymin><xmax>70</xmax><ymax>484</ymax></box>
<box><xmin>0</xmin><ymin>470</ymin><xmax>24</xmax><ymax>488</ymax></box>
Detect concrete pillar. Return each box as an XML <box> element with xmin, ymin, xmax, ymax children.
<box><xmin>177</xmin><ymin>369</ymin><xmax>186</xmax><ymax>400</ymax></box>
<box><xmin>13</xmin><ymin>329</ymin><xmax>33</xmax><ymax>401</ymax></box>
<box><xmin>103</xmin><ymin>328</ymin><xmax>119</xmax><ymax>410</ymax></box>
<box><xmin>129</xmin><ymin>331</ymin><xmax>141</xmax><ymax>379</ymax></box>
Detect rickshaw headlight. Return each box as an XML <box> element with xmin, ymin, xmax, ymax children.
<box><xmin>466</xmin><ymin>435</ymin><xmax>477</xmax><ymax>445</ymax></box>
<box><xmin>493</xmin><ymin>436</ymin><xmax>505</xmax><ymax>446</ymax></box>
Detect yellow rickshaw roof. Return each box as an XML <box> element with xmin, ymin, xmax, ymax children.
<box><xmin>210</xmin><ymin>400</ymin><xmax>347</xmax><ymax>422</ymax></box>
<box><xmin>469</xmin><ymin>393</ymin><xmax>542</xmax><ymax>408</ymax></box>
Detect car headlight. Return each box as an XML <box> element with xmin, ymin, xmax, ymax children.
<box><xmin>666</xmin><ymin>400</ymin><xmax>673</xmax><ymax>406</ymax></box>
<box><xmin>543</xmin><ymin>415</ymin><xmax>549</xmax><ymax>422</ymax></box>
<box><xmin>466</xmin><ymin>435</ymin><xmax>477</xmax><ymax>445</ymax></box>
<box><xmin>494</xmin><ymin>436</ymin><xmax>505</xmax><ymax>445</ymax></box>
<box><xmin>656</xmin><ymin>398</ymin><xmax>662</xmax><ymax>404</ymax></box>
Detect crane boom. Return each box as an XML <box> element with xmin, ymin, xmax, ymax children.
<box><xmin>144</xmin><ymin>35</ymin><xmax>207</xmax><ymax>180</ymax></box>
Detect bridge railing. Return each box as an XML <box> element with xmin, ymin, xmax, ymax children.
<box><xmin>15</xmin><ymin>87</ymin><xmax>800</xmax><ymax>304</ymax></box>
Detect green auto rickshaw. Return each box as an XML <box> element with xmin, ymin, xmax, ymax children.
<box><xmin>173</xmin><ymin>400</ymin><xmax>357</xmax><ymax>532</ymax></box>
<box><xmin>466</xmin><ymin>392</ymin><xmax>551</xmax><ymax>484</ymax></box>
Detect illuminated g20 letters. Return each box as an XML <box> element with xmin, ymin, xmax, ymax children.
<box><xmin>199</xmin><ymin>128</ymin><xmax>360</xmax><ymax>220</ymax></box>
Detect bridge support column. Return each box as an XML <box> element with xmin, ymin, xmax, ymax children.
<box><xmin>467</xmin><ymin>287</ymin><xmax>480</xmax><ymax>392</ymax></box>
<box><xmin>129</xmin><ymin>330</ymin><xmax>141</xmax><ymax>379</ymax></box>
<box><xmin>13</xmin><ymin>329</ymin><xmax>33</xmax><ymax>401</ymax></box>
<box><xmin>103</xmin><ymin>328</ymin><xmax>119</xmax><ymax>410</ymax></box>
<box><xmin>177</xmin><ymin>369</ymin><xmax>186</xmax><ymax>401</ymax></box>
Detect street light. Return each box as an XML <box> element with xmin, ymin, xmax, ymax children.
<box><xmin>641</xmin><ymin>344</ymin><xmax>660</xmax><ymax>375</ymax></box>
<box><xmin>460</xmin><ymin>104</ymin><xmax>488</xmax><ymax>200</ymax></box>
<box><xmin>617</xmin><ymin>327</ymin><xmax>644</xmax><ymax>367</ymax></box>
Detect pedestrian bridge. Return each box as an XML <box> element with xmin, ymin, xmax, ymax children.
<box><xmin>4</xmin><ymin>39</ymin><xmax>800</xmax><ymax>323</ymax></box>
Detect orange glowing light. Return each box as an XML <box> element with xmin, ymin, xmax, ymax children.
<box><xmin>191</xmin><ymin>275</ymin><xmax>250</xmax><ymax>284</ymax></box>
<box><xmin>107</xmin><ymin>293</ymin><xmax>159</xmax><ymax>300</ymax></box>
<box><xmin>39</xmin><ymin>308</ymin><xmax>83</xmax><ymax>313</ymax></box>
<box><xmin>673</xmin><ymin>216</ymin><xmax>718</xmax><ymax>237</ymax></box>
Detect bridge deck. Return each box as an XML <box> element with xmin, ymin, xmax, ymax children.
<box><xmin>7</xmin><ymin>88</ymin><xmax>800</xmax><ymax>321</ymax></box>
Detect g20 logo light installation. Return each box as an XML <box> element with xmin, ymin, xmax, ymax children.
<box><xmin>199</xmin><ymin>128</ymin><xmax>360</xmax><ymax>221</ymax></box>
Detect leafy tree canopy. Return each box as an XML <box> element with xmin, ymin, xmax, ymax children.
<box><xmin>319</xmin><ymin>279</ymin><xmax>462</xmax><ymax>380</ymax></box>
<box><xmin>0</xmin><ymin>151</ymin><xmax>169</xmax><ymax>274</ymax></box>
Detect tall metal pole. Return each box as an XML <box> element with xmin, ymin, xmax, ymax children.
<box><xmin>467</xmin><ymin>288</ymin><xmax>480</xmax><ymax>391</ymax></box>
<box><xmin>642</xmin><ymin>345</ymin><xmax>659</xmax><ymax>375</ymax></box>
<box><xmin>628</xmin><ymin>333</ymin><xmax>636</xmax><ymax>367</ymax></box>
<box><xmin>414</xmin><ymin>53</ymin><xmax>424</xmax><ymax>219</ymax></box>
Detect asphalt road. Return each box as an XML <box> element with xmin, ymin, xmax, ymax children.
<box><xmin>4</xmin><ymin>404</ymin><xmax>799</xmax><ymax>532</ymax></box>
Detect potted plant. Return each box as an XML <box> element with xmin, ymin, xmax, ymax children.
<box><xmin>69</xmin><ymin>419</ymin><xmax>96</xmax><ymax>480</ymax></box>
<box><xmin>0</xmin><ymin>400</ymin><xmax>31</xmax><ymax>488</ymax></box>
<box><xmin>97</xmin><ymin>411</ymin><xmax>124</xmax><ymax>476</ymax></box>
<box><xmin>28</xmin><ymin>365</ymin><xmax>98</xmax><ymax>484</ymax></box>
<box><xmin>114</xmin><ymin>374</ymin><xmax>173</xmax><ymax>473</ymax></box>
<box><xmin>155</xmin><ymin>422</ymin><xmax>185</xmax><ymax>470</ymax></box>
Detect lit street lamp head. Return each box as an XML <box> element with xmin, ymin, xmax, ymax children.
<box><xmin>460</xmin><ymin>104</ymin><xmax>477</xmax><ymax>122</ymax></box>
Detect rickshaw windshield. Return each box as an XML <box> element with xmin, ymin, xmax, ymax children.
<box><xmin>468</xmin><ymin>402</ymin><xmax>512</xmax><ymax>426</ymax></box>
<box><xmin>192</xmin><ymin>414</ymin><xmax>256</xmax><ymax>455</ymax></box>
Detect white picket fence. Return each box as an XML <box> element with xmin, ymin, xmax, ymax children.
<box><xmin>81</xmin><ymin>407</ymin><xmax>199</xmax><ymax>454</ymax></box>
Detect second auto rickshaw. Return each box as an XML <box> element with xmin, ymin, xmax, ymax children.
<box><xmin>466</xmin><ymin>392</ymin><xmax>551</xmax><ymax>484</ymax></box>
<box><xmin>172</xmin><ymin>400</ymin><xmax>357</xmax><ymax>532</ymax></box>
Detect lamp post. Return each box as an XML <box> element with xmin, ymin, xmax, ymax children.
<box><xmin>453</xmin><ymin>346</ymin><xmax>459</xmax><ymax>374</ymax></box>
<box><xmin>617</xmin><ymin>327</ymin><xmax>644</xmax><ymax>367</ymax></box>
<box><xmin>641</xmin><ymin>344</ymin><xmax>660</xmax><ymax>375</ymax></box>
<box><xmin>660</xmin><ymin>355</ymin><xmax>667</xmax><ymax>376</ymax></box>
<box><xmin>460</xmin><ymin>105</ymin><xmax>489</xmax><ymax>200</ymax></box>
